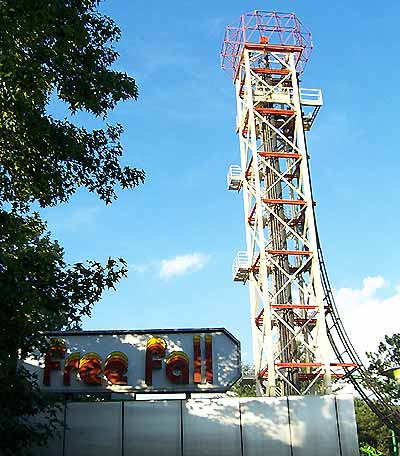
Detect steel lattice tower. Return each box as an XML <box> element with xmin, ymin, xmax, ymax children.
<box><xmin>220</xmin><ymin>9</ymin><xmax>400</xmax><ymax>435</ymax></box>
<box><xmin>222</xmin><ymin>11</ymin><xmax>354</xmax><ymax>397</ymax></box>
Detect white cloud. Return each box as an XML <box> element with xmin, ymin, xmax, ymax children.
<box><xmin>160</xmin><ymin>253</ymin><xmax>209</xmax><ymax>279</ymax></box>
<box><xmin>361</xmin><ymin>276</ymin><xmax>386</xmax><ymax>296</ymax></box>
<box><xmin>130</xmin><ymin>264</ymin><xmax>147</xmax><ymax>273</ymax></box>
<box><xmin>334</xmin><ymin>276</ymin><xmax>400</xmax><ymax>361</ymax></box>
<box><xmin>47</xmin><ymin>206</ymin><xmax>100</xmax><ymax>232</ymax></box>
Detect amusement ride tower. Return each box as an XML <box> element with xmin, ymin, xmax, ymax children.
<box><xmin>221</xmin><ymin>10</ymin><xmax>400</xmax><ymax>433</ymax></box>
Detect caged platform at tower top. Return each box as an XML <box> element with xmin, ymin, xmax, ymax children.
<box><xmin>221</xmin><ymin>10</ymin><xmax>313</xmax><ymax>77</ymax></box>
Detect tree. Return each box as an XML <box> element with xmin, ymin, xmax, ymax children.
<box><xmin>0</xmin><ymin>211</ymin><xmax>128</xmax><ymax>454</ymax></box>
<box><xmin>352</xmin><ymin>333</ymin><xmax>400</xmax><ymax>456</ymax></box>
<box><xmin>0</xmin><ymin>0</ymin><xmax>144</xmax><ymax>211</ymax></box>
<box><xmin>367</xmin><ymin>333</ymin><xmax>400</xmax><ymax>401</ymax></box>
<box><xmin>230</xmin><ymin>363</ymin><xmax>257</xmax><ymax>397</ymax></box>
<box><xmin>360</xmin><ymin>443</ymin><xmax>384</xmax><ymax>456</ymax></box>
<box><xmin>355</xmin><ymin>398</ymin><xmax>392</xmax><ymax>455</ymax></box>
<box><xmin>0</xmin><ymin>1</ymin><xmax>144</xmax><ymax>454</ymax></box>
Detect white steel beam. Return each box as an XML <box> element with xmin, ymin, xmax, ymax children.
<box><xmin>232</xmin><ymin>43</ymin><xmax>333</xmax><ymax>396</ymax></box>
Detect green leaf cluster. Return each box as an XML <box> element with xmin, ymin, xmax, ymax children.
<box><xmin>360</xmin><ymin>443</ymin><xmax>384</xmax><ymax>456</ymax></box>
<box><xmin>0</xmin><ymin>0</ymin><xmax>144</xmax><ymax>210</ymax></box>
<box><xmin>230</xmin><ymin>363</ymin><xmax>256</xmax><ymax>397</ymax></box>
<box><xmin>0</xmin><ymin>210</ymin><xmax>128</xmax><ymax>359</ymax></box>
<box><xmin>366</xmin><ymin>333</ymin><xmax>400</xmax><ymax>401</ymax></box>
<box><xmin>0</xmin><ymin>1</ymin><xmax>144</xmax><ymax>454</ymax></box>
<box><xmin>355</xmin><ymin>398</ymin><xmax>392</xmax><ymax>455</ymax></box>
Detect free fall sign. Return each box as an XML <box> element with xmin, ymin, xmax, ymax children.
<box><xmin>22</xmin><ymin>328</ymin><xmax>241</xmax><ymax>393</ymax></box>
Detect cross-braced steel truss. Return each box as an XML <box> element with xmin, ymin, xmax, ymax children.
<box><xmin>234</xmin><ymin>43</ymin><xmax>347</xmax><ymax>396</ymax></box>
<box><xmin>222</xmin><ymin>10</ymin><xmax>400</xmax><ymax>436</ymax></box>
<box><xmin>223</xmin><ymin>11</ymin><xmax>355</xmax><ymax>397</ymax></box>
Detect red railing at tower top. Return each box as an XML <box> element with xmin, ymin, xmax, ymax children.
<box><xmin>220</xmin><ymin>10</ymin><xmax>313</xmax><ymax>77</ymax></box>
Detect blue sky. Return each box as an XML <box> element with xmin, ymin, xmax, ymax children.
<box><xmin>43</xmin><ymin>0</ymin><xmax>400</xmax><ymax>362</ymax></box>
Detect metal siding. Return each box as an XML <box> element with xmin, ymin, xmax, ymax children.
<box><xmin>64</xmin><ymin>402</ymin><xmax>122</xmax><ymax>456</ymax></box>
<box><xmin>336</xmin><ymin>395</ymin><xmax>360</xmax><ymax>456</ymax></box>
<box><xmin>289</xmin><ymin>395</ymin><xmax>341</xmax><ymax>456</ymax></box>
<box><xmin>183</xmin><ymin>398</ymin><xmax>242</xmax><ymax>456</ymax></box>
<box><xmin>124</xmin><ymin>400</ymin><xmax>181</xmax><ymax>456</ymax></box>
<box><xmin>241</xmin><ymin>397</ymin><xmax>291</xmax><ymax>456</ymax></box>
<box><xmin>23</xmin><ymin>394</ymin><xmax>359</xmax><ymax>456</ymax></box>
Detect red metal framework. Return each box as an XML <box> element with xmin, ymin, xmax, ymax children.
<box><xmin>221</xmin><ymin>11</ymin><xmax>313</xmax><ymax>77</ymax></box>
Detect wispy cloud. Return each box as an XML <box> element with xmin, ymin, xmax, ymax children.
<box><xmin>129</xmin><ymin>263</ymin><xmax>147</xmax><ymax>273</ymax></box>
<box><xmin>46</xmin><ymin>206</ymin><xmax>100</xmax><ymax>232</ymax></box>
<box><xmin>334</xmin><ymin>275</ymin><xmax>399</xmax><ymax>360</ymax></box>
<box><xmin>160</xmin><ymin>253</ymin><xmax>209</xmax><ymax>279</ymax></box>
<box><xmin>68</xmin><ymin>207</ymin><xmax>99</xmax><ymax>230</ymax></box>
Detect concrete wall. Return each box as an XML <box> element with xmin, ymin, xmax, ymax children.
<box><xmin>29</xmin><ymin>394</ymin><xmax>359</xmax><ymax>456</ymax></box>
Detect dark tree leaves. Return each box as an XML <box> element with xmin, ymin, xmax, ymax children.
<box><xmin>0</xmin><ymin>210</ymin><xmax>128</xmax><ymax>358</ymax></box>
<box><xmin>355</xmin><ymin>398</ymin><xmax>392</xmax><ymax>455</ymax></box>
<box><xmin>367</xmin><ymin>333</ymin><xmax>400</xmax><ymax>401</ymax></box>
<box><xmin>0</xmin><ymin>0</ymin><xmax>144</xmax><ymax>453</ymax></box>
<box><xmin>0</xmin><ymin>210</ymin><xmax>128</xmax><ymax>454</ymax></box>
<box><xmin>0</xmin><ymin>368</ymin><xmax>62</xmax><ymax>456</ymax></box>
<box><xmin>0</xmin><ymin>0</ymin><xmax>144</xmax><ymax>210</ymax></box>
<box><xmin>230</xmin><ymin>363</ymin><xmax>256</xmax><ymax>397</ymax></box>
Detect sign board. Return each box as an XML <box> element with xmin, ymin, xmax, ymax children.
<box><xmin>22</xmin><ymin>328</ymin><xmax>241</xmax><ymax>394</ymax></box>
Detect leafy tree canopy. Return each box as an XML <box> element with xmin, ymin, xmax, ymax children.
<box><xmin>355</xmin><ymin>398</ymin><xmax>392</xmax><ymax>455</ymax></box>
<box><xmin>367</xmin><ymin>333</ymin><xmax>400</xmax><ymax>401</ymax></box>
<box><xmin>0</xmin><ymin>210</ymin><xmax>128</xmax><ymax>454</ymax></box>
<box><xmin>0</xmin><ymin>0</ymin><xmax>144</xmax><ymax>210</ymax></box>
<box><xmin>0</xmin><ymin>210</ymin><xmax>127</xmax><ymax>361</ymax></box>
<box><xmin>354</xmin><ymin>333</ymin><xmax>400</xmax><ymax>455</ymax></box>
<box><xmin>0</xmin><ymin>1</ymin><xmax>144</xmax><ymax>453</ymax></box>
<box><xmin>230</xmin><ymin>363</ymin><xmax>256</xmax><ymax>397</ymax></box>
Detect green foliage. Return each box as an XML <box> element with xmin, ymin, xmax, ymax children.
<box><xmin>0</xmin><ymin>368</ymin><xmax>62</xmax><ymax>454</ymax></box>
<box><xmin>360</xmin><ymin>333</ymin><xmax>400</xmax><ymax>454</ymax></box>
<box><xmin>355</xmin><ymin>334</ymin><xmax>400</xmax><ymax>455</ymax></box>
<box><xmin>230</xmin><ymin>363</ymin><xmax>257</xmax><ymax>397</ymax></box>
<box><xmin>0</xmin><ymin>210</ymin><xmax>129</xmax><ymax>455</ymax></box>
<box><xmin>355</xmin><ymin>398</ymin><xmax>392</xmax><ymax>455</ymax></box>
<box><xmin>367</xmin><ymin>333</ymin><xmax>400</xmax><ymax>401</ymax></box>
<box><xmin>0</xmin><ymin>210</ymin><xmax>127</xmax><ymax>360</ymax></box>
<box><xmin>360</xmin><ymin>442</ymin><xmax>384</xmax><ymax>456</ymax></box>
<box><xmin>0</xmin><ymin>0</ymin><xmax>144</xmax><ymax>211</ymax></box>
<box><xmin>0</xmin><ymin>0</ymin><xmax>144</xmax><ymax>453</ymax></box>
